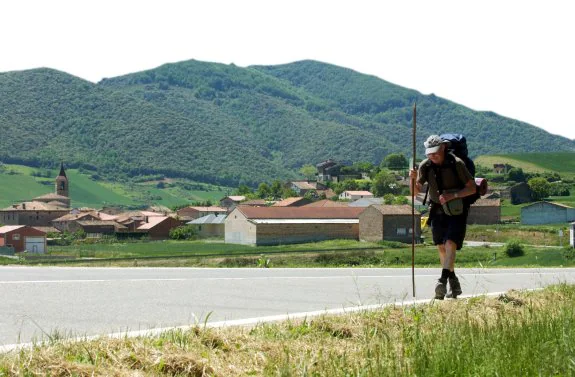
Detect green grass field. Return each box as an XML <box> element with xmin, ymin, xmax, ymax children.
<box><xmin>0</xmin><ymin>164</ymin><xmax>232</xmax><ymax>209</ymax></box>
<box><xmin>476</xmin><ymin>152</ymin><xmax>575</xmax><ymax>179</ymax></box>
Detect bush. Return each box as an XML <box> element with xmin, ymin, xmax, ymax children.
<box><xmin>504</xmin><ymin>239</ymin><xmax>525</xmax><ymax>257</ymax></box>
<box><xmin>169</xmin><ymin>225</ymin><xmax>198</xmax><ymax>240</ymax></box>
<box><xmin>563</xmin><ymin>246</ymin><xmax>575</xmax><ymax>261</ymax></box>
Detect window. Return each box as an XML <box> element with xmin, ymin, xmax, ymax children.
<box><xmin>12</xmin><ymin>234</ymin><xmax>20</xmax><ymax>241</ymax></box>
<box><xmin>396</xmin><ymin>228</ymin><xmax>407</xmax><ymax>236</ymax></box>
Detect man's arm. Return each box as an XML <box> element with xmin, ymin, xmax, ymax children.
<box><xmin>439</xmin><ymin>179</ymin><xmax>476</xmax><ymax>204</ymax></box>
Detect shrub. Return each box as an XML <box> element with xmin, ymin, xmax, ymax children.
<box><xmin>169</xmin><ymin>225</ymin><xmax>198</xmax><ymax>240</ymax></box>
<box><xmin>504</xmin><ymin>239</ymin><xmax>525</xmax><ymax>257</ymax></box>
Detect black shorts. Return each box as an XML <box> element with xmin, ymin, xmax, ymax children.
<box><xmin>429</xmin><ymin>204</ymin><xmax>468</xmax><ymax>250</ymax></box>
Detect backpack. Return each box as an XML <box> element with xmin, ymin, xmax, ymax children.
<box><xmin>422</xmin><ymin>133</ymin><xmax>481</xmax><ymax>206</ymax></box>
<box><xmin>440</xmin><ymin>133</ymin><xmax>480</xmax><ymax>206</ymax></box>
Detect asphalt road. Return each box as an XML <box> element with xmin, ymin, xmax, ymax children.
<box><xmin>2</xmin><ymin>266</ymin><xmax>575</xmax><ymax>349</ymax></box>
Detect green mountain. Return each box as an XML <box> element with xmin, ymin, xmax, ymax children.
<box><xmin>1</xmin><ymin>60</ymin><xmax>573</xmax><ymax>187</ymax></box>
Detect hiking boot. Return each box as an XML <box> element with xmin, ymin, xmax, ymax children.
<box><xmin>435</xmin><ymin>279</ymin><xmax>447</xmax><ymax>300</ymax></box>
<box><xmin>446</xmin><ymin>277</ymin><xmax>463</xmax><ymax>299</ymax></box>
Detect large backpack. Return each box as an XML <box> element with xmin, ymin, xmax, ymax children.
<box><xmin>422</xmin><ymin>133</ymin><xmax>481</xmax><ymax>206</ymax></box>
<box><xmin>440</xmin><ymin>133</ymin><xmax>475</xmax><ymax>178</ymax></box>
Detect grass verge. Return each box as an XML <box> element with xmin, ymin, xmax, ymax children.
<box><xmin>1</xmin><ymin>284</ymin><xmax>574</xmax><ymax>376</ymax></box>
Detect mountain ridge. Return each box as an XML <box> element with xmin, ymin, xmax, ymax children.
<box><xmin>1</xmin><ymin>59</ymin><xmax>573</xmax><ymax>186</ymax></box>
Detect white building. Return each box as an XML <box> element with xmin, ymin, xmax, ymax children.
<box><xmin>339</xmin><ymin>190</ymin><xmax>374</xmax><ymax>201</ymax></box>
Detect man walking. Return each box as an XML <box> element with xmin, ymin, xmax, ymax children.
<box><xmin>410</xmin><ymin>135</ymin><xmax>476</xmax><ymax>299</ymax></box>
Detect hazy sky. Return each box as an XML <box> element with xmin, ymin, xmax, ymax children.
<box><xmin>2</xmin><ymin>0</ymin><xmax>574</xmax><ymax>140</ymax></box>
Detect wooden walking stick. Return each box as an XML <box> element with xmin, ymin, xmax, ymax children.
<box><xmin>411</xmin><ymin>102</ymin><xmax>417</xmax><ymax>298</ymax></box>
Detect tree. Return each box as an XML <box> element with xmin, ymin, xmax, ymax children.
<box><xmin>352</xmin><ymin>161</ymin><xmax>375</xmax><ymax>173</ymax></box>
<box><xmin>528</xmin><ymin>177</ymin><xmax>551</xmax><ymax>201</ymax></box>
<box><xmin>507</xmin><ymin>167</ymin><xmax>525</xmax><ymax>183</ymax></box>
<box><xmin>383</xmin><ymin>194</ymin><xmax>394</xmax><ymax>204</ymax></box>
<box><xmin>235</xmin><ymin>184</ymin><xmax>252</xmax><ymax>195</ymax></box>
<box><xmin>270</xmin><ymin>180</ymin><xmax>283</xmax><ymax>199</ymax></box>
<box><xmin>381</xmin><ymin>153</ymin><xmax>408</xmax><ymax>170</ymax></box>
<box><xmin>299</xmin><ymin>164</ymin><xmax>317</xmax><ymax>181</ymax></box>
<box><xmin>256</xmin><ymin>183</ymin><xmax>271</xmax><ymax>199</ymax></box>
<box><xmin>372</xmin><ymin>170</ymin><xmax>400</xmax><ymax>197</ymax></box>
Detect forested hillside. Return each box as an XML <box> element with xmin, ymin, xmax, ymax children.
<box><xmin>1</xmin><ymin>59</ymin><xmax>573</xmax><ymax>186</ymax></box>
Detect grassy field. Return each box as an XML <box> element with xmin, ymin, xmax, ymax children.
<box><xmin>1</xmin><ymin>284</ymin><xmax>573</xmax><ymax>376</ymax></box>
<box><xmin>0</xmin><ymin>164</ymin><xmax>231</xmax><ymax>209</ymax></box>
<box><xmin>2</xmin><ymin>232</ymin><xmax>573</xmax><ymax>268</ymax></box>
<box><xmin>475</xmin><ymin>152</ymin><xmax>575</xmax><ymax>180</ymax></box>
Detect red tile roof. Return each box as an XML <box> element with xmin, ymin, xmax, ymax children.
<box><xmin>368</xmin><ymin>205</ymin><xmax>420</xmax><ymax>216</ymax></box>
<box><xmin>303</xmin><ymin>200</ymin><xmax>350</xmax><ymax>208</ymax></box>
<box><xmin>235</xmin><ymin>206</ymin><xmax>364</xmax><ymax>219</ymax></box>
<box><xmin>272</xmin><ymin>197</ymin><xmax>308</xmax><ymax>207</ymax></box>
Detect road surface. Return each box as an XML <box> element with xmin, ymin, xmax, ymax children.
<box><xmin>1</xmin><ymin>266</ymin><xmax>575</xmax><ymax>350</ymax></box>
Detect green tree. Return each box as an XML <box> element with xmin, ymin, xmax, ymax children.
<box><xmin>381</xmin><ymin>153</ymin><xmax>408</xmax><ymax>170</ymax></box>
<box><xmin>299</xmin><ymin>164</ymin><xmax>317</xmax><ymax>180</ymax></box>
<box><xmin>352</xmin><ymin>161</ymin><xmax>375</xmax><ymax>173</ymax></box>
<box><xmin>256</xmin><ymin>183</ymin><xmax>271</xmax><ymax>199</ymax></box>
<box><xmin>383</xmin><ymin>194</ymin><xmax>394</xmax><ymax>204</ymax></box>
<box><xmin>270</xmin><ymin>180</ymin><xmax>283</xmax><ymax>199</ymax></box>
<box><xmin>372</xmin><ymin>170</ymin><xmax>399</xmax><ymax>197</ymax></box>
<box><xmin>235</xmin><ymin>184</ymin><xmax>252</xmax><ymax>196</ymax></box>
<box><xmin>507</xmin><ymin>167</ymin><xmax>525</xmax><ymax>182</ymax></box>
<box><xmin>528</xmin><ymin>177</ymin><xmax>551</xmax><ymax>201</ymax></box>
<box><xmin>393</xmin><ymin>195</ymin><xmax>409</xmax><ymax>205</ymax></box>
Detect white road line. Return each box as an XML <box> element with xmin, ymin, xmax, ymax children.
<box><xmin>0</xmin><ymin>271</ymin><xmax>573</xmax><ymax>284</ymax></box>
<box><xmin>0</xmin><ymin>290</ymin><xmax>514</xmax><ymax>354</ymax></box>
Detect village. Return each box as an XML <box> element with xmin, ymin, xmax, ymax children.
<box><xmin>1</xmin><ymin>160</ymin><xmax>574</xmax><ymax>254</ymax></box>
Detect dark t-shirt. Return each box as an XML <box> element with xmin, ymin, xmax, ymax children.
<box><xmin>417</xmin><ymin>153</ymin><xmax>473</xmax><ymax>204</ymax></box>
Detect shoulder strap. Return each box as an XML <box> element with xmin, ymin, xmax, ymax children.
<box><xmin>447</xmin><ymin>152</ymin><xmax>466</xmax><ymax>188</ymax></box>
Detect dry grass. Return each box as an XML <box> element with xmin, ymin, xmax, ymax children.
<box><xmin>1</xmin><ymin>285</ymin><xmax>574</xmax><ymax>376</ymax></box>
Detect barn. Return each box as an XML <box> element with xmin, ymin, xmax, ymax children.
<box><xmin>225</xmin><ymin>206</ymin><xmax>365</xmax><ymax>246</ymax></box>
<box><xmin>0</xmin><ymin>225</ymin><xmax>47</xmax><ymax>253</ymax></box>
<box><xmin>359</xmin><ymin>205</ymin><xmax>421</xmax><ymax>243</ymax></box>
<box><xmin>521</xmin><ymin>201</ymin><xmax>575</xmax><ymax>225</ymax></box>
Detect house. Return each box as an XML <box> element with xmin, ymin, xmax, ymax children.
<box><xmin>272</xmin><ymin>197</ymin><xmax>312</xmax><ymax>207</ymax></box>
<box><xmin>0</xmin><ymin>163</ymin><xmax>71</xmax><ymax>226</ymax></box>
<box><xmin>348</xmin><ymin>197</ymin><xmax>385</xmax><ymax>207</ymax></box>
<box><xmin>114</xmin><ymin>211</ymin><xmax>164</xmax><ymax>233</ymax></box>
<box><xmin>339</xmin><ymin>190</ymin><xmax>374</xmax><ymax>201</ymax></box>
<box><xmin>0</xmin><ymin>225</ymin><xmax>47</xmax><ymax>253</ymax></box>
<box><xmin>137</xmin><ymin>216</ymin><xmax>185</xmax><ymax>240</ymax></box>
<box><xmin>219</xmin><ymin>196</ymin><xmax>246</xmax><ymax>210</ymax></box>
<box><xmin>467</xmin><ymin>199</ymin><xmax>501</xmax><ymax>225</ymax></box>
<box><xmin>77</xmin><ymin>220</ymin><xmax>126</xmax><ymax>238</ymax></box>
<box><xmin>287</xmin><ymin>181</ymin><xmax>322</xmax><ymax>196</ymax></box>
<box><xmin>359</xmin><ymin>205</ymin><xmax>421</xmax><ymax>243</ymax></box>
<box><xmin>316</xmin><ymin>159</ymin><xmax>340</xmax><ymax>182</ymax></box>
<box><xmin>52</xmin><ymin>211</ymin><xmax>102</xmax><ymax>232</ymax></box>
<box><xmin>521</xmin><ymin>202</ymin><xmax>575</xmax><ymax>225</ymax></box>
<box><xmin>187</xmin><ymin>214</ymin><xmax>227</xmax><ymax>238</ymax></box>
<box><xmin>0</xmin><ymin>202</ymin><xmax>70</xmax><ymax>227</ymax></box>
<box><xmin>493</xmin><ymin>164</ymin><xmax>510</xmax><ymax>174</ymax></box>
<box><xmin>225</xmin><ymin>206</ymin><xmax>365</xmax><ymax>246</ymax></box>
<box><xmin>510</xmin><ymin>182</ymin><xmax>533</xmax><ymax>204</ymax></box>
<box><xmin>176</xmin><ymin>206</ymin><xmax>227</xmax><ymax>220</ymax></box>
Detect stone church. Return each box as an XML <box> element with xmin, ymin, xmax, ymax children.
<box><xmin>0</xmin><ymin>163</ymin><xmax>71</xmax><ymax>227</ymax></box>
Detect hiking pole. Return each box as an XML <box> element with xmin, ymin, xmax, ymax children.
<box><xmin>411</xmin><ymin>102</ymin><xmax>417</xmax><ymax>298</ymax></box>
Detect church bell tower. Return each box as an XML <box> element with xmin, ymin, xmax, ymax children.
<box><xmin>55</xmin><ymin>162</ymin><xmax>69</xmax><ymax>198</ymax></box>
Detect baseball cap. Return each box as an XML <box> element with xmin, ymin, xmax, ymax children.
<box><xmin>424</xmin><ymin>135</ymin><xmax>448</xmax><ymax>155</ymax></box>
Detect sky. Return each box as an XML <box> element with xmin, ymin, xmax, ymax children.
<box><xmin>2</xmin><ymin>0</ymin><xmax>574</xmax><ymax>140</ymax></box>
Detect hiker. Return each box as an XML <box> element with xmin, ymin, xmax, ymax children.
<box><xmin>409</xmin><ymin>135</ymin><xmax>477</xmax><ymax>299</ymax></box>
